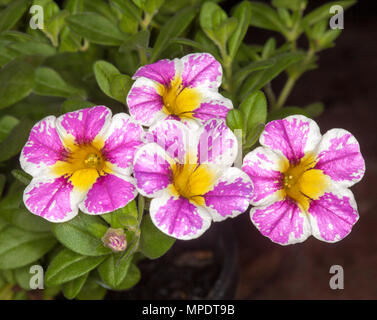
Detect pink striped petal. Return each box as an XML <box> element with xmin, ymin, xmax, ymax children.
<box><xmin>145</xmin><ymin>120</ymin><xmax>190</xmax><ymax>162</ymax></box>
<box><xmin>133</xmin><ymin>143</ymin><xmax>173</xmax><ymax>197</ymax></box>
<box><xmin>79</xmin><ymin>174</ymin><xmax>137</xmax><ymax>215</ymax></box>
<box><xmin>150</xmin><ymin>192</ymin><xmax>212</xmax><ymax>240</ymax></box>
<box><xmin>250</xmin><ymin>199</ymin><xmax>312</xmax><ymax>245</ymax></box>
<box><xmin>56</xmin><ymin>106</ymin><xmax>111</xmax><ymax>144</ymax></box>
<box><xmin>102</xmin><ymin>113</ymin><xmax>144</xmax><ymax>175</ymax></box>
<box><xmin>20</xmin><ymin>116</ymin><xmax>65</xmax><ymax>177</ymax></box>
<box><xmin>133</xmin><ymin>58</ymin><xmax>179</xmax><ymax>85</ymax></box>
<box><xmin>242</xmin><ymin>147</ymin><xmax>284</xmax><ymax>206</ymax></box>
<box><xmin>197</xmin><ymin>119</ymin><xmax>238</xmax><ymax>167</ymax></box>
<box><xmin>204</xmin><ymin>167</ymin><xmax>253</xmax><ymax>221</ymax></box>
<box><xmin>308</xmin><ymin>188</ymin><xmax>359</xmax><ymax>243</ymax></box>
<box><xmin>181</xmin><ymin>53</ymin><xmax>222</xmax><ymax>90</ymax></box>
<box><xmin>127</xmin><ymin>77</ymin><xmax>167</xmax><ymax>126</ymax></box>
<box><xmin>260</xmin><ymin>115</ymin><xmax>321</xmax><ymax>164</ymax></box>
<box><xmin>193</xmin><ymin>90</ymin><xmax>232</xmax><ymax>124</ymax></box>
<box><xmin>314</xmin><ymin>129</ymin><xmax>365</xmax><ymax>188</ymax></box>
<box><xmin>23</xmin><ymin>176</ymin><xmax>80</xmax><ymax>222</ymax></box>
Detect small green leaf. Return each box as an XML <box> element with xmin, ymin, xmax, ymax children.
<box><xmin>94</xmin><ymin>60</ymin><xmax>120</xmax><ymax>97</ymax></box>
<box><xmin>244</xmin><ymin>123</ymin><xmax>265</xmax><ymax>149</ymax></box>
<box><xmin>62</xmin><ymin>273</ymin><xmax>88</xmax><ymax>299</ymax></box>
<box><xmin>0</xmin><ymin>0</ymin><xmax>30</xmax><ymax>32</ymax></box>
<box><xmin>0</xmin><ymin>115</ymin><xmax>19</xmax><ymax>143</ymax></box>
<box><xmin>233</xmin><ymin>59</ymin><xmax>275</xmax><ymax>90</ymax></box>
<box><xmin>304</xmin><ymin>102</ymin><xmax>324</xmax><ymax>117</ymax></box>
<box><xmin>76</xmin><ymin>277</ymin><xmax>106</xmax><ymax>300</ymax></box>
<box><xmin>45</xmin><ymin>248</ymin><xmax>106</xmax><ymax>286</ymax></box>
<box><xmin>11</xmin><ymin>169</ymin><xmax>32</xmax><ymax>185</ymax></box>
<box><xmin>0</xmin><ymin>227</ymin><xmax>56</xmax><ymax>269</ymax></box>
<box><xmin>249</xmin><ymin>2</ymin><xmax>287</xmax><ymax>34</ymax></box>
<box><xmin>226</xmin><ymin>109</ymin><xmax>244</xmax><ymax>132</ymax></box>
<box><xmin>139</xmin><ymin>214</ymin><xmax>175</xmax><ymax>259</ymax></box>
<box><xmin>62</xmin><ymin>99</ymin><xmax>96</xmax><ymax>113</ymax></box>
<box><xmin>0</xmin><ymin>59</ymin><xmax>35</xmax><ymax>109</ymax></box>
<box><xmin>110</xmin><ymin>74</ymin><xmax>132</xmax><ymax>104</ymax></box>
<box><xmin>261</xmin><ymin>38</ymin><xmax>276</xmax><ymax>59</ymax></box>
<box><xmin>34</xmin><ymin>67</ymin><xmax>86</xmax><ymax>98</ymax></box>
<box><xmin>151</xmin><ymin>6</ymin><xmax>197</xmax><ymax>61</ymax></box>
<box><xmin>0</xmin><ymin>118</ymin><xmax>34</xmax><ymax>162</ymax></box>
<box><xmin>103</xmin><ymin>200</ymin><xmax>138</xmax><ymax>228</ymax></box>
<box><xmin>14</xmin><ymin>264</ymin><xmax>33</xmax><ymax>290</ymax></box>
<box><xmin>228</xmin><ymin>1</ymin><xmax>251</xmax><ymax>59</ymax></box>
<box><xmin>240</xmin><ymin>90</ymin><xmax>267</xmax><ymax>134</ymax></box>
<box><xmin>119</xmin><ymin>30</ymin><xmax>150</xmax><ymax>51</ymax></box>
<box><xmin>98</xmin><ymin>253</ymin><xmax>132</xmax><ymax>288</ymax></box>
<box><xmin>272</xmin><ymin>0</ymin><xmax>307</xmax><ymax>11</ymax></box>
<box><xmin>52</xmin><ymin>213</ymin><xmax>111</xmax><ymax>256</ymax></box>
<box><xmin>112</xmin><ymin>262</ymin><xmax>140</xmax><ymax>290</ymax></box>
<box><xmin>66</xmin><ymin>13</ymin><xmax>125</xmax><ymax>46</ymax></box>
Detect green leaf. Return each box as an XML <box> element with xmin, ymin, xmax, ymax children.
<box><xmin>11</xmin><ymin>169</ymin><xmax>32</xmax><ymax>185</ymax></box>
<box><xmin>261</xmin><ymin>38</ymin><xmax>276</xmax><ymax>59</ymax></box>
<box><xmin>139</xmin><ymin>214</ymin><xmax>175</xmax><ymax>259</ymax></box>
<box><xmin>14</xmin><ymin>264</ymin><xmax>33</xmax><ymax>290</ymax></box>
<box><xmin>52</xmin><ymin>213</ymin><xmax>111</xmax><ymax>256</ymax></box>
<box><xmin>239</xmin><ymin>52</ymin><xmax>305</xmax><ymax>99</ymax></box>
<box><xmin>0</xmin><ymin>59</ymin><xmax>35</xmax><ymax>109</ymax></box>
<box><xmin>151</xmin><ymin>6</ymin><xmax>197</xmax><ymax>61</ymax></box>
<box><xmin>44</xmin><ymin>10</ymin><xmax>70</xmax><ymax>47</ymax></box>
<box><xmin>119</xmin><ymin>30</ymin><xmax>150</xmax><ymax>51</ymax></box>
<box><xmin>62</xmin><ymin>99</ymin><xmax>96</xmax><ymax>113</ymax></box>
<box><xmin>7</xmin><ymin>41</ymin><xmax>56</xmax><ymax>57</ymax></box>
<box><xmin>240</xmin><ymin>90</ymin><xmax>267</xmax><ymax>133</ymax></box>
<box><xmin>98</xmin><ymin>253</ymin><xmax>132</xmax><ymax>288</ymax></box>
<box><xmin>0</xmin><ymin>115</ymin><xmax>19</xmax><ymax>143</ymax></box>
<box><xmin>267</xmin><ymin>106</ymin><xmax>310</xmax><ymax>121</ymax></box>
<box><xmin>302</xmin><ymin>1</ymin><xmax>356</xmax><ymax>27</ymax></box>
<box><xmin>228</xmin><ymin>1</ymin><xmax>251</xmax><ymax>59</ymax></box>
<box><xmin>45</xmin><ymin>248</ymin><xmax>106</xmax><ymax>286</ymax></box>
<box><xmin>110</xmin><ymin>74</ymin><xmax>132</xmax><ymax>104</ymax></box>
<box><xmin>0</xmin><ymin>0</ymin><xmax>30</xmax><ymax>32</ymax></box>
<box><xmin>34</xmin><ymin>67</ymin><xmax>86</xmax><ymax>98</ymax></box>
<box><xmin>0</xmin><ymin>118</ymin><xmax>34</xmax><ymax>162</ymax></box>
<box><xmin>272</xmin><ymin>0</ymin><xmax>307</xmax><ymax>11</ymax></box>
<box><xmin>102</xmin><ymin>200</ymin><xmax>138</xmax><ymax>229</ymax></box>
<box><xmin>233</xmin><ymin>59</ymin><xmax>275</xmax><ymax>90</ymax></box>
<box><xmin>133</xmin><ymin>0</ymin><xmax>164</xmax><ymax>14</ymax></box>
<box><xmin>62</xmin><ymin>273</ymin><xmax>88</xmax><ymax>299</ymax></box>
<box><xmin>0</xmin><ymin>227</ymin><xmax>56</xmax><ymax>269</ymax></box>
<box><xmin>249</xmin><ymin>2</ymin><xmax>287</xmax><ymax>34</ymax></box>
<box><xmin>304</xmin><ymin>101</ymin><xmax>324</xmax><ymax>117</ymax></box>
<box><xmin>244</xmin><ymin>123</ymin><xmax>265</xmax><ymax>149</ymax></box>
<box><xmin>66</xmin><ymin>13</ymin><xmax>125</xmax><ymax>46</ymax></box>
<box><xmin>169</xmin><ymin>37</ymin><xmax>209</xmax><ymax>54</ymax></box>
<box><xmin>76</xmin><ymin>277</ymin><xmax>106</xmax><ymax>300</ymax></box>
<box><xmin>112</xmin><ymin>262</ymin><xmax>140</xmax><ymax>290</ymax></box>
<box><xmin>226</xmin><ymin>109</ymin><xmax>244</xmax><ymax>133</ymax></box>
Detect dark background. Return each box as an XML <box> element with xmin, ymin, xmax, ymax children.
<box><xmin>225</xmin><ymin>0</ymin><xmax>377</xmax><ymax>299</ymax></box>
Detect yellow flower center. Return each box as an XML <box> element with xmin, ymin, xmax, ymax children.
<box><xmin>53</xmin><ymin>138</ymin><xmax>111</xmax><ymax>190</ymax></box>
<box><xmin>281</xmin><ymin>154</ymin><xmax>328</xmax><ymax>211</ymax></box>
<box><xmin>158</xmin><ymin>77</ymin><xmax>201</xmax><ymax>119</ymax></box>
<box><xmin>169</xmin><ymin>157</ymin><xmax>216</xmax><ymax>206</ymax></box>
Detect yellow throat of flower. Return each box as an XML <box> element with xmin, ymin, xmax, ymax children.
<box><xmin>169</xmin><ymin>159</ymin><xmax>216</xmax><ymax>206</ymax></box>
<box><xmin>159</xmin><ymin>77</ymin><xmax>201</xmax><ymax>119</ymax></box>
<box><xmin>53</xmin><ymin>138</ymin><xmax>111</xmax><ymax>190</ymax></box>
<box><xmin>281</xmin><ymin>154</ymin><xmax>328</xmax><ymax>212</ymax></box>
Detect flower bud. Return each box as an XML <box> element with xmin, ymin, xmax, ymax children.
<box><xmin>101</xmin><ymin>228</ymin><xmax>127</xmax><ymax>252</ymax></box>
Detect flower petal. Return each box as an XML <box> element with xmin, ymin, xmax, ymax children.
<box><xmin>56</xmin><ymin>106</ymin><xmax>112</xmax><ymax>144</ymax></box>
<box><xmin>204</xmin><ymin>167</ymin><xmax>253</xmax><ymax>221</ymax></box>
<box><xmin>181</xmin><ymin>53</ymin><xmax>222</xmax><ymax>90</ymax></box>
<box><xmin>23</xmin><ymin>176</ymin><xmax>80</xmax><ymax>222</ymax></box>
<box><xmin>314</xmin><ymin>129</ymin><xmax>365</xmax><ymax>188</ymax></box>
<box><xmin>308</xmin><ymin>188</ymin><xmax>359</xmax><ymax>243</ymax></box>
<box><xmin>193</xmin><ymin>90</ymin><xmax>233</xmax><ymax>124</ymax></box>
<box><xmin>133</xmin><ymin>58</ymin><xmax>179</xmax><ymax>85</ymax></box>
<box><xmin>20</xmin><ymin>116</ymin><xmax>65</xmax><ymax>177</ymax></box>
<box><xmin>242</xmin><ymin>147</ymin><xmax>285</xmax><ymax>206</ymax></box>
<box><xmin>127</xmin><ymin>77</ymin><xmax>167</xmax><ymax>126</ymax></box>
<box><xmin>79</xmin><ymin>173</ymin><xmax>137</xmax><ymax>215</ymax></box>
<box><xmin>102</xmin><ymin>113</ymin><xmax>144</xmax><ymax>175</ymax></box>
<box><xmin>260</xmin><ymin>115</ymin><xmax>321</xmax><ymax>164</ymax></box>
<box><xmin>150</xmin><ymin>191</ymin><xmax>212</xmax><ymax>240</ymax></box>
<box><xmin>250</xmin><ymin>199</ymin><xmax>312</xmax><ymax>245</ymax></box>
<box><xmin>133</xmin><ymin>143</ymin><xmax>173</xmax><ymax>197</ymax></box>
<box><xmin>145</xmin><ymin>120</ymin><xmax>191</xmax><ymax>162</ymax></box>
<box><xmin>197</xmin><ymin>119</ymin><xmax>238</xmax><ymax>167</ymax></box>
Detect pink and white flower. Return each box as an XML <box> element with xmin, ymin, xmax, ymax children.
<box><xmin>133</xmin><ymin>119</ymin><xmax>253</xmax><ymax>240</ymax></box>
<box><xmin>20</xmin><ymin>106</ymin><xmax>144</xmax><ymax>222</ymax></box>
<box><xmin>242</xmin><ymin>115</ymin><xmax>365</xmax><ymax>245</ymax></box>
<box><xmin>127</xmin><ymin>53</ymin><xmax>233</xmax><ymax>127</ymax></box>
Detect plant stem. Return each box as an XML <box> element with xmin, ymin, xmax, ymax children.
<box><xmin>274</xmin><ymin>75</ymin><xmax>297</xmax><ymax>110</ymax></box>
<box><xmin>137</xmin><ymin>47</ymin><xmax>148</xmax><ymax>65</ymax></box>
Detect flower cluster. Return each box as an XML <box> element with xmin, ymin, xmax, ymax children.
<box><xmin>20</xmin><ymin>53</ymin><xmax>365</xmax><ymax>244</ymax></box>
